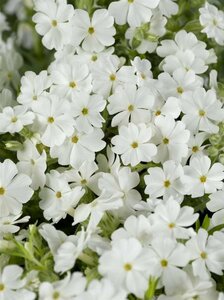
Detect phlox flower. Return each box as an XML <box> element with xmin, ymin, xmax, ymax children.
<box><xmin>112</xmin><ymin>122</ymin><xmax>157</xmax><ymax>166</ymax></box>
<box><xmin>99</xmin><ymin>237</ymin><xmax>152</xmax><ymax>298</ymax></box>
<box><xmin>33</xmin><ymin>94</ymin><xmax>75</xmax><ymax>147</ymax></box>
<box><xmin>72</xmin><ymin>9</ymin><xmax>116</xmax><ymax>52</ymax></box>
<box><xmin>108</xmin><ymin>0</ymin><xmax>160</xmax><ymax>27</ymax></box>
<box><xmin>182</xmin><ymin>155</ymin><xmax>224</xmax><ymax>198</ymax></box>
<box><xmin>152</xmin><ymin>116</ymin><xmax>190</xmax><ymax>163</ymax></box>
<box><xmin>33</xmin><ymin>0</ymin><xmax>74</xmax><ymax>50</ymax></box>
<box><xmin>199</xmin><ymin>2</ymin><xmax>224</xmax><ymax>46</ymax></box>
<box><xmin>0</xmin><ymin>159</ymin><xmax>33</xmax><ymax>217</ymax></box>
<box><xmin>108</xmin><ymin>84</ymin><xmax>154</xmax><ymax>127</ymax></box>
<box><xmin>0</xmin><ymin>105</ymin><xmax>34</xmax><ymax>134</ymax></box>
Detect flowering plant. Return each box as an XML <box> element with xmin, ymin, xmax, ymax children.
<box><xmin>0</xmin><ymin>0</ymin><xmax>224</xmax><ymax>299</ymax></box>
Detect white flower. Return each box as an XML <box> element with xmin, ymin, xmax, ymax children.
<box><xmin>181</xmin><ymin>88</ymin><xmax>224</xmax><ymax>134</ymax></box>
<box><xmin>144</xmin><ymin>160</ymin><xmax>185</xmax><ymax>201</ymax></box>
<box><xmin>40</xmin><ymin>225</ymin><xmax>90</xmax><ymax>274</ymax></box>
<box><xmin>156</xmin><ymin>69</ymin><xmax>202</xmax><ymax>99</ymax></box>
<box><xmin>17</xmin><ymin>140</ymin><xmax>47</xmax><ymax>190</ymax></box>
<box><xmin>125</xmin><ymin>11</ymin><xmax>167</xmax><ymax>54</ymax></box>
<box><xmin>186</xmin><ymin>228</ymin><xmax>224</xmax><ymax>279</ymax></box>
<box><xmin>73</xmin><ymin>192</ymin><xmax>122</xmax><ymax>229</ymax></box>
<box><xmin>151</xmin><ymin>198</ymin><xmax>198</xmax><ymax>239</ymax></box>
<box><xmin>112</xmin><ymin>215</ymin><xmax>153</xmax><ymax>246</ymax></box>
<box><xmin>151</xmin><ymin>96</ymin><xmax>181</xmax><ymax>120</ymax></box>
<box><xmin>157</xmin><ymin>265</ymin><xmax>216</xmax><ymax>300</ymax></box>
<box><xmin>207</xmin><ymin>189</ymin><xmax>224</xmax><ymax>227</ymax></box>
<box><xmin>0</xmin><ymin>105</ymin><xmax>34</xmax><ymax>134</ymax></box>
<box><xmin>108</xmin><ymin>0</ymin><xmax>160</xmax><ymax>27</ymax></box>
<box><xmin>54</xmin><ymin>228</ymin><xmax>89</xmax><ymax>273</ymax></box>
<box><xmin>72</xmin><ymin>92</ymin><xmax>106</xmax><ymax>132</ymax></box>
<box><xmin>49</xmin><ymin>60</ymin><xmax>92</xmax><ymax>99</ymax></box>
<box><xmin>158</xmin><ymin>0</ymin><xmax>178</xmax><ymax>17</ymax></box>
<box><xmin>98</xmin><ymin>166</ymin><xmax>141</xmax><ymax>218</ymax></box>
<box><xmin>33</xmin><ymin>94</ymin><xmax>75</xmax><ymax>147</ymax></box>
<box><xmin>17</xmin><ymin>71</ymin><xmax>52</xmax><ymax>109</ymax></box>
<box><xmin>0</xmin><ymin>48</ymin><xmax>23</xmax><ymax>90</ymax></box>
<box><xmin>108</xmin><ymin>84</ymin><xmax>154</xmax><ymax>127</ymax></box>
<box><xmin>72</xmin><ymin>9</ymin><xmax>116</xmax><ymax>52</ymax></box>
<box><xmin>157</xmin><ymin>30</ymin><xmax>212</xmax><ymax>74</ymax></box>
<box><xmin>0</xmin><ymin>265</ymin><xmax>35</xmax><ymax>300</ymax></box>
<box><xmin>199</xmin><ymin>2</ymin><xmax>224</xmax><ymax>46</ymax></box>
<box><xmin>50</xmin><ymin>127</ymin><xmax>106</xmax><ymax>168</ymax></box>
<box><xmin>39</xmin><ymin>171</ymin><xmax>84</xmax><ymax>222</ymax></box>
<box><xmin>112</xmin><ymin>122</ymin><xmax>157</xmax><ymax>166</ymax></box>
<box><xmin>92</xmin><ymin>55</ymin><xmax>136</xmax><ymax>97</ymax></box>
<box><xmin>96</xmin><ymin>146</ymin><xmax>120</xmax><ymax>174</ymax></box>
<box><xmin>77</xmin><ymin>279</ymin><xmax>127</xmax><ymax>300</ymax></box>
<box><xmin>186</xmin><ymin>132</ymin><xmax>209</xmax><ymax>161</ymax></box>
<box><xmin>147</xmin><ymin>237</ymin><xmax>190</xmax><ymax>294</ymax></box>
<box><xmin>182</xmin><ymin>155</ymin><xmax>224</xmax><ymax>198</ymax></box>
<box><xmin>152</xmin><ymin>116</ymin><xmax>190</xmax><ymax>163</ymax></box>
<box><xmin>98</xmin><ymin>237</ymin><xmax>152</xmax><ymax>298</ymax></box>
<box><xmin>39</xmin><ymin>272</ymin><xmax>86</xmax><ymax>300</ymax></box>
<box><xmin>0</xmin><ymin>88</ymin><xmax>16</xmax><ymax>112</ymax></box>
<box><xmin>0</xmin><ymin>214</ymin><xmax>30</xmax><ymax>235</ymax></box>
<box><xmin>0</xmin><ymin>159</ymin><xmax>33</xmax><ymax>217</ymax></box>
<box><xmin>39</xmin><ymin>224</ymin><xmax>67</xmax><ymax>255</ymax></box>
<box><xmin>131</xmin><ymin>57</ymin><xmax>153</xmax><ymax>87</ymax></box>
<box><xmin>33</xmin><ymin>0</ymin><xmax>74</xmax><ymax>50</ymax></box>
<box><xmin>64</xmin><ymin>161</ymin><xmax>99</xmax><ymax>193</ymax></box>
<box><xmin>76</xmin><ymin>47</ymin><xmax>115</xmax><ymax>71</ymax></box>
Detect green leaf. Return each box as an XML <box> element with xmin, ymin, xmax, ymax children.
<box><xmin>208</xmin><ymin>224</ymin><xmax>224</xmax><ymax>235</ymax></box>
<box><xmin>201</xmin><ymin>215</ymin><xmax>210</xmax><ymax>230</ymax></box>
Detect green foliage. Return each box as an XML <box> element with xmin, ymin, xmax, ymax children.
<box><xmin>0</xmin><ymin>225</ymin><xmax>58</xmax><ymax>281</ymax></box>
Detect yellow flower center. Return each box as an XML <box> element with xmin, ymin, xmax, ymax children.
<box><xmin>160</xmin><ymin>259</ymin><xmax>168</xmax><ymax>267</ymax></box>
<box><xmin>131</xmin><ymin>142</ymin><xmax>138</xmax><ymax>149</ymax></box>
<box><xmin>0</xmin><ymin>187</ymin><xmax>5</xmax><ymax>196</ymax></box>
<box><xmin>56</xmin><ymin>191</ymin><xmax>62</xmax><ymax>199</ymax></box>
<box><xmin>11</xmin><ymin>116</ymin><xmax>18</xmax><ymax>123</ymax></box>
<box><xmin>51</xmin><ymin>20</ymin><xmax>58</xmax><ymax>27</ymax></box>
<box><xmin>124</xmin><ymin>263</ymin><xmax>132</xmax><ymax>271</ymax></box>
<box><xmin>199</xmin><ymin>110</ymin><xmax>205</xmax><ymax>117</ymax></box>
<box><xmin>109</xmin><ymin>74</ymin><xmax>116</xmax><ymax>81</ymax></box>
<box><xmin>69</xmin><ymin>81</ymin><xmax>77</xmax><ymax>88</ymax></box>
<box><xmin>81</xmin><ymin>179</ymin><xmax>87</xmax><ymax>185</ymax></box>
<box><xmin>200</xmin><ymin>176</ymin><xmax>207</xmax><ymax>183</ymax></box>
<box><xmin>155</xmin><ymin>110</ymin><xmax>161</xmax><ymax>116</ymax></box>
<box><xmin>168</xmin><ymin>223</ymin><xmax>175</xmax><ymax>228</ymax></box>
<box><xmin>82</xmin><ymin>107</ymin><xmax>89</xmax><ymax>115</ymax></box>
<box><xmin>0</xmin><ymin>283</ymin><xmax>5</xmax><ymax>292</ymax></box>
<box><xmin>200</xmin><ymin>251</ymin><xmax>207</xmax><ymax>259</ymax></box>
<box><xmin>177</xmin><ymin>86</ymin><xmax>184</xmax><ymax>94</ymax></box>
<box><xmin>164</xmin><ymin>180</ymin><xmax>171</xmax><ymax>188</ymax></box>
<box><xmin>192</xmin><ymin>146</ymin><xmax>199</xmax><ymax>153</ymax></box>
<box><xmin>163</xmin><ymin>137</ymin><xmax>169</xmax><ymax>144</ymax></box>
<box><xmin>128</xmin><ymin>104</ymin><xmax>134</xmax><ymax>112</ymax></box>
<box><xmin>141</xmin><ymin>73</ymin><xmax>146</xmax><ymax>79</ymax></box>
<box><xmin>72</xmin><ymin>135</ymin><xmax>79</xmax><ymax>143</ymax></box>
<box><xmin>128</xmin><ymin>0</ymin><xmax>134</xmax><ymax>3</ymax></box>
<box><xmin>88</xmin><ymin>27</ymin><xmax>95</xmax><ymax>34</ymax></box>
<box><xmin>33</xmin><ymin>95</ymin><xmax>37</xmax><ymax>101</ymax></box>
<box><xmin>48</xmin><ymin>116</ymin><xmax>55</xmax><ymax>123</ymax></box>
<box><xmin>91</xmin><ymin>55</ymin><xmax>98</xmax><ymax>62</ymax></box>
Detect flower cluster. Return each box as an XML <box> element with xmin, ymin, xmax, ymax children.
<box><xmin>0</xmin><ymin>0</ymin><xmax>224</xmax><ymax>299</ymax></box>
